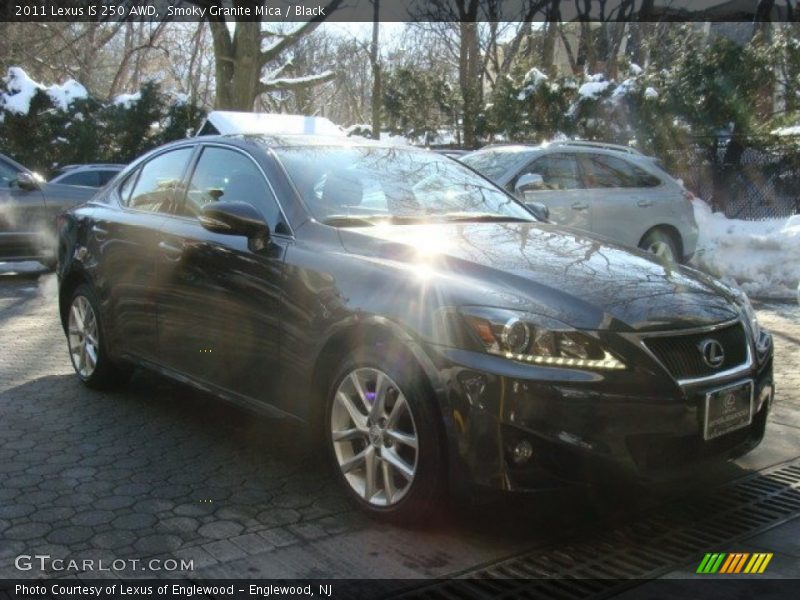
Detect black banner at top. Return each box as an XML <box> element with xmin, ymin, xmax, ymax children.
<box><xmin>1</xmin><ymin>0</ymin><xmax>798</xmax><ymax>23</ymax></box>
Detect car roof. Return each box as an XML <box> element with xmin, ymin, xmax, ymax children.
<box><xmin>472</xmin><ymin>140</ymin><xmax>648</xmax><ymax>158</ymax></box>
<box><xmin>179</xmin><ymin>133</ymin><xmax>418</xmax><ymax>152</ymax></box>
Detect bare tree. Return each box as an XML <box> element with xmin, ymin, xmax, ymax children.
<box><xmin>198</xmin><ymin>0</ymin><xmax>343</xmax><ymax>110</ymax></box>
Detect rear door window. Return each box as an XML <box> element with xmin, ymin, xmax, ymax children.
<box><xmin>580</xmin><ymin>154</ymin><xmax>662</xmax><ymax>188</ymax></box>
<box><xmin>122</xmin><ymin>148</ymin><xmax>193</xmax><ymax>213</ymax></box>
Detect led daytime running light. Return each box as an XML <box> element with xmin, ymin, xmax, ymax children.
<box><xmin>500</xmin><ymin>350</ymin><xmax>626</xmax><ymax>370</ymax></box>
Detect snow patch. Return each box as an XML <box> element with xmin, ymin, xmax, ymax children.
<box><xmin>1</xmin><ymin>67</ymin><xmax>43</xmax><ymax>114</ymax></box>
<box><xmin>517</xmin><ymin>67</ymin><xmax>549</xmax><ymax>101</ymax></box>
<box><xmin>1</xmin><ymin>67</ymin><xmax>87</xmax><ymax>114</ymax></box>
<box><xmin>644</xmin><ymin>87</ymin><xmax>659</xmax><ymax>99</ymax></box>
<box><xmin>690</xmin><ymin>199</ymin><xmax>800</xmax><ymax>299</ymax></box>
<box><xmin>113</xmin><ymin>92</ymin><xmax>141</xmax><ymax>108</ymax></box>
<box><xmin>578</xmin><ymin>79</ymin><xmax>611</xmax><ymax>99</ymax></box>
<box><xmin>46</xmin><ymin>79</ymin><xmax>88</xmax><ymax>111</ymax></box>
<box><xmin>261</xmin><ymin>70</ymin><xmax>334</xmax><ymax>88</ymax></box>
<box><xmin>772</xmin><ymin>125</ymin><xmax>800</xmax><ymax>136</ymax></box>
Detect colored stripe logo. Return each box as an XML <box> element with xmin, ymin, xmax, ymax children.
<box><xmin>697</xmin><ymin>552</ymin><xmax>773</xmax><ymax>574</ymax></box>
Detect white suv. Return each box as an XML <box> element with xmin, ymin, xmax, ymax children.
<box><xmin>461</xmin><ymin>141</ymin><xmax>699</xmax><ymax>263</ymax></box>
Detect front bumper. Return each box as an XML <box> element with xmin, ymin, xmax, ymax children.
<box><xmin>425</xmin><ymin>332</ymin><xmax>774</xmax><ymax>494</ymax></box>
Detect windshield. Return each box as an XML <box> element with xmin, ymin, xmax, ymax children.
<box><xmin>460</xmin><ymin>147</ymin><xmax>535</xmax><ymax>180</ymax></box>
<box><xmin>274</xmin><ymin>145</ymin><xmax>534</xmax><ymax>225</ymax></box>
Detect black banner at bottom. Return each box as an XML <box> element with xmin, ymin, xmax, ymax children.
<box><xmin>3</xmin><ymin>578</ymin><xmax>800</xmax><ymax>600</ymax></box>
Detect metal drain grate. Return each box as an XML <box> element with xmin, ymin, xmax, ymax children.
<box><xmin>396</xmin><ymin>460</ymin><xmax>800</xmax><ymax>600</ymax></box>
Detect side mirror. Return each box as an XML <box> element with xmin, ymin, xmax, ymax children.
<box><xmin>514</xmin><ymin>173</ymin><xmax>545</xmax><ymax>195</ymax></box>
<box><xmin>16</xmin><ymin>171</ymin><xmax>43</xmax><ymax>191</ymax></box>
<box><xmin>526</xmin><ymin>201</ymin><xmax>550</xmax><ymax>222</ymax></box>
<box><xmin>199</xmin><ymin>201</ymin><xmax>269</xmax><ymax>241</ymax></box>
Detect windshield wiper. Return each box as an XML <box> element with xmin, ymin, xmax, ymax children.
<box><xmin>322</xmin><ymin>213</ymin><xmax>531</xmax><ymax>227</ymax></box>
<box><xmin>435</xmin><ymin>212</ymin><xmax>532</xmax><ymax>223</ymax></box>
<box><xmin>321</xmin><ymin>215</ymin><xmax>380</xmax><ymax>227</ymax></box>
<box><xmin>321</xmin><ymin>214</ymin><xmax>428</xmax><ymax>227</ymax></box>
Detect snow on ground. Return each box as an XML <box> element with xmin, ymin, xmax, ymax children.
<box><xmin>690</xmin><ymin>199</ymin><xmax>800</xmax><ymax>299</ymax></box>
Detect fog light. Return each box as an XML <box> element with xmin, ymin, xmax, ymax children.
<box><xmin>510</xmin><ymin>440</ymin><xmax>534</xmax><ymax>465</ymax></box>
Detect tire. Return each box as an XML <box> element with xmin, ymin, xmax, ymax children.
<box><xmin>65</xmin><ymin>283</ymin><xmax>132</xmax><ymax>390</ymax></box>
<box><xmin>324</xmin><ymin>345</ymin><xmax>446</xmax><ymax>525</ymax></box>
<box><xmin>639</xmin><ymin>228</ymin><xmax>681</xmax><ymax>263</ymax></box>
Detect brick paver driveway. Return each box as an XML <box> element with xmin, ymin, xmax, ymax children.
<box><xmin>1</xmin><ymin>264</ymin><xmax>798</xmax><ymax>580</ymax></box>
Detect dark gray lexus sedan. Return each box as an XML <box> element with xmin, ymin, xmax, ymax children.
<box><xmin>56</xmin><ymin>135</ymin><xmax>774</xmax><ymax>523</ymax></box>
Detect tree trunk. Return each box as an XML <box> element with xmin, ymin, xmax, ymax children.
<box><xmin>210</xmin><ymin>20</ymin><xmax>262</xmax><ymax>110</ymax></box>
<box><xmin>459</xmin><ymin>20</ymin><xmax>481</xmax><ymax>148</ymax></box>
<box><xmin>629</xmin><ymin>0</ymin><xmax>655</xmax><ymax>67</ymax></box>
<box><xmin>541</xmin><ymin>0</ymin><xmax>560</xmax><ymax>76</ymax></box>
<box><xmin>751</xmin><ymin>0</ymin><xmax>776</xmax><ymax>120</ymax></box>
<box><xmin>370</xmin><ymin>0</ymin><xmax>381</xmax><ymax>139</ymax></box>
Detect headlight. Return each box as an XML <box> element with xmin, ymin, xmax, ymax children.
<box><xmin>459</xmin><ymin>307</ymin><xmax>625</xmax><ymax>370</ymax></box>
<box><xmin>728</xmin><ymin>287</ymin><xmax>771</xmax><ymax>357</ymax></box>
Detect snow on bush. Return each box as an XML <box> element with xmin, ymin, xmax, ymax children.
<box><xmin>113</xmin><ymin>91</ymin><xmax>142</xmax><ymax>108</ymax></box>
<box><xmin>690</xmin><ymin>199</ymin><xmax>800</xmax><ymax>299</ymax></box>
<box><xmin>1</xmin><ymin>67</ymin><xmax>87</xmax><ymax>114</ymax></box>
<box><xmin>772</xmin><ymin>125</ymin><xmax>800</xmax><ymax>136</ymax></box>
<box><xmin>517</xmin><ymin>68</ymin><xmax>549</xmax><ymax>101</ymax></box>
<box><xmin>577</xmin><ymin>74</ymin><xmax>611</xmax><ymax>99</ymax></box>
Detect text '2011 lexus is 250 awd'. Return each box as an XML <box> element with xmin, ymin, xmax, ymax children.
<box><xmin>56</xmin><ymin>135</ymin><xmax>775</xmax><ymax>524</ymax></box>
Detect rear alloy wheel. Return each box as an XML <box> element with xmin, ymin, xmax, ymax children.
<box><xmin>639</xmin><ymin>229</ymin><xmax>680</xmax><ymax>263</ymax></box>
<box><xmin>326</xmin><ymin>351</ymin><xmax>445</xmax><ymax>524</ymax></box>
<box><xmin>68</xmin><ymin>294</ymin><xmax>100</xmax><ymax>379</ymax></box>
<box><xmin>66</xmin><ymin>284</ymin><xmax>131</xmax><ymax>389</ymax></box>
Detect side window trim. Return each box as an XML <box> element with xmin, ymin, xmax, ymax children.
<box><xmin>172</xmin><ymin>142</ymin><xmax>294</xmax><ymax>238</ymax></box>
<box><xmin>117</xmin><ymin>144</ymin><xmax>197</xmax><ymax>213</ymax></box>
<box><xmin>117</xmin><ymin>168</ymin><xmax>141</xmax><ymax>206</ymax></box>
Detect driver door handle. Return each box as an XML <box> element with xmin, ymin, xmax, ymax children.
<box><xmin>158</xmin><ymin>240</ymin><xmax>184</xmax><ymax>261</ymax></box>
<box><xmin>637</xmin><ymin>199</ymin><xmax>653</xmax><ymax>207</ymax></box>
<box><xmin>571</xmin><ymin>202</ymin><xmax>589</xmax><ymax>211</ymax></box>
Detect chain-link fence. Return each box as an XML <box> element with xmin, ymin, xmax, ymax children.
<box><xmin>666</xmin><ymin>135</ymin><xmax>800</xmax><ymax>221</ymax></box>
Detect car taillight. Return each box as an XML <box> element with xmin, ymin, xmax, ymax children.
<box><xmin>682</xmin><ymin>189</ymin><xmax>696</xmax><ymax>203</ymax></box>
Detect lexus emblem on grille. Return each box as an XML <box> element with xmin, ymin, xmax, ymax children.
<box><xmin>699</xmin><ymin>339</ymin><xmax>725</xmax><ymax>368</ymax></box>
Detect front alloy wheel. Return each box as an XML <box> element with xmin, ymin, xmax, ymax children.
<box><xmin>326</xmin><ymin>349</ymin><xmax>445</xmax><ymax>524</ymax></box>
<box><xmin>331</xmin><ymin>368</ymin><xmax>419</xmax><ymax>506</ymax></box>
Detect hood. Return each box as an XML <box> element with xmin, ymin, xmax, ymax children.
<box><xmin>338</xmin><ymin>221</ymin><xmax>739</xmax><ymax>332</ymax></box>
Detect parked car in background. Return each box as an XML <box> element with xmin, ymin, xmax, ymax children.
<box><xmin>461</xmin><ymin>141</ymin><xmax>699</xmax><ymax>263</ymax></box>
<box><xmin>57</xmin><ymin>135</ymin><xmax>773</xmax><ymax>523</ymax></box>
<box><xmin>50</xmin><ymin>164</ymin><xmax>125</xmax><ymax>188</ymax></box>
<box><xmin>1</xmin><ymin>153</ymin><xmax>99</xmax><ymax>268</ymax></box>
